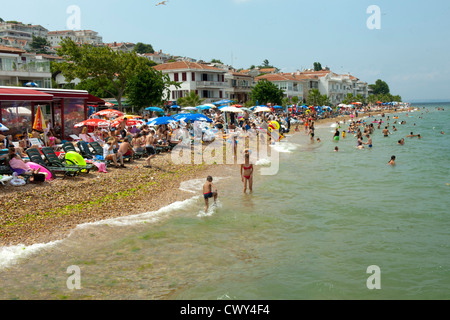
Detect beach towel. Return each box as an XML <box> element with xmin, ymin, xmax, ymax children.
<box><xmin>93</xmin><ymin>161</ymin><xmax>107</xmax><ymax>173</ymax></box>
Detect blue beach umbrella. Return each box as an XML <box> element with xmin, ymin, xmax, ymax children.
<box><xmin>24</xmin><ymin>82</ymin><xmax>38</xmax><ymax>87</ymax></box>
<box><xmin>0</xmin><ymin>123</ymin><xmax>9</xmax><ymax>132</ymax></box>
<box><xmin>145</xmin><ymin>106</ymin><xmax>165</xmax><ymax>113</ymax></box>
<box><xmin>213</xmin><ymin>99</ymin><xmax>233</xmax><ymax>106</ymax></box>
<box><xmin>173</xmin><ymin>113</ymin><xmax>213</xmax><ymax>123</ymax></box>
<box><xmin>147</xmin><ymin>116</ymin><xmax>178</xmax><ymax>126</ymax></box>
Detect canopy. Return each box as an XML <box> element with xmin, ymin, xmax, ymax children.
<box><xmin>74</xmin><ymin>118</ymin><xmax>111</xmax><ymax>128</ymax></box>
<box><xmin>147</xmin><ymin>116</ymin><xmax>178</xmax><ymax>126</ymax></box>
<box><xmin>0</xmin><ymin>88</ymin><xmax>53</xmax><ymax>102</ymax></box>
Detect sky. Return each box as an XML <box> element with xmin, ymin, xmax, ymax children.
<box><xmin>1</xmin><ymin>0</ymin><xmax>450</xmax><ymax>102</ymax></box>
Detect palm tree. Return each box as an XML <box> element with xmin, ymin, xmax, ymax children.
<box><xmin>306</xmin><ymin>89</ymin><xmax>321</xmax><ymax>106</ymax></box>
<box><xmin>177</xmin><ymin>91</ymin><xmax>204</xmax><ymax>107</ymax></box>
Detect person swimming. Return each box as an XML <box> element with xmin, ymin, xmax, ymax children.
<box><xmin>388</xmin><ymin>155</ymin><xmax>396</xmax><ymax>166</ymax></box>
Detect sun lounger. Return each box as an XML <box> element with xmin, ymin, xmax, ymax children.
<box><xmin>26</xmin><ymin>148</ymin><xmax>80</xmax><ymax>178</ymax></box>
<box><xmin>41</xmin><ymin>147</ymin><xmax>95</xmax><ymax>173</ymax></box>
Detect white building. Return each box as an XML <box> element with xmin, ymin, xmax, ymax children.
<box><xmin>74</xmin><ymin>30</ymin><xmax>103</xmax><ymax>45</ymax></box>
<box><xmin>0</xmin><ymin>45</ymin><xmax>52</xmax><ymax>88</ymax></box>
<box><xmin>153</xmin><ymin>61</ymin><xmax>228</xmax><ymax>104</ymax></box>
<box><xmin>47</xmin><ymin>30</ymin><xmax>77</xmax><ymax>47</ymax></box>
<box><xmin>255</xmin><ymin>73</ymin><xmax>304</xmax><ymax>102</ymax></box>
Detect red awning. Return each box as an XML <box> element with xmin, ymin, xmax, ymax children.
<box><xmin>0</xmin><ymin>88</ymin><xmax>54</xmax><ymax>102</ymax></box>
<box><xmin>87</xmin><ymin>94</ymin><xmax>105</xmax><ymax>105</ymax></box>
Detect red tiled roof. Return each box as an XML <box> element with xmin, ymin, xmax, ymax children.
<box><xmin>0</xmin><ymin>45</ymin><xmax>26</xmax><ymax>53</ymax></box>
<box><xmin>154</xmin><ymin>61</ymin><xmax>223</xmax><ymax>72</ymax></box>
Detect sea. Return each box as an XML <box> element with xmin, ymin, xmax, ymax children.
<box><xmin>0</xmin><ymin>102</ymin><xmax>448</xmax><ymax>300</ymax></box>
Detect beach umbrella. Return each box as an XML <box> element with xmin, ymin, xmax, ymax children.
<box><xmin>24</xmin><ymin>82</ymin><xmax>38</xmax><ymax>87</ymax></box>
<box><xmin>182</xmin><ymin>106</ymin><xmax>197</xmax><ymax>111</ymax></box>
<box><xmin>219</xmin><ymin>106</ymin><xmax>242</xmax><ymax>113</ymax></box>
<box><xmin>92</xmin><ymin>109</ymin><xmax>124</xmax><ymax>118</ymax></box>
<box><xmin>0</xmin><ymin>123</ymin><xmax>9</xmax><ymax>132</ymax></box>
<box><xmin>213</xmin><ymin>99</ymin><xmax>233</xmax><ymax>105</ymax></box>
<box><xmin>170</xmin><ymin>105</ymin><xmax>181</xmax><ymax>109</ymax></box>
<box><xmin>147</xmin><ymin>116</ymin><xmax>178</xmax><ymax>126</ymax></box>
<box><xmin>111</xmin><ymin>118</ymin><xmax>144</xmax><ymax>128</ymax></box>
<box><xmin>173</xmin><ymin>113</ymin><xmax>212</xmax><ymax>123</ymax></box>
<box><xmin>254</xmin><ymin>106</ymin><xmax>272</xmax><ymax>113</ymax></box>
<box><xmin>33</xmin><ymin>105</ymin><xmax>46</xmax><ymax>131</ymax></box>
<box><xmin>145</xmin><ymin>106</ymin><xmax>165</xmax><ymax>113</ymax></box>
<box><xmin>230</xmin><ymin>104</ymin><xmax>244</xmax><ymax>108</ymax></box>
<box><xmin>74</xmin><ymin>118</ymin><xmax>111</xmax><ymax>128</ymax></box>
<box><xmin>272</xmin><ymin>105</ymin><xmax>283</xmax><ymax>109</ymax></box>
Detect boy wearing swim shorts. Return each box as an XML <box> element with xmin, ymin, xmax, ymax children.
<box><xmin>203</xmin><ymin>176</ymin><xmax>218</xmax><ymax>213</ymax></box>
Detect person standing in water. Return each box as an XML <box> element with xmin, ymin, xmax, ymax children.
<box><xmin>203</xmin><ymin>176</ymin><xmax>218</xmax><ymax>213</ymax></box>
<box><xmin>240</xmin><ymin>151</ymin><xmax>254</xmax><ymax>194</ymax></box>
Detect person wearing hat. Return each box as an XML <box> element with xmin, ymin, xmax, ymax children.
<box><xmin>103</xmin><ymin>137</ymin><xmax>126</xmax><ymax>168</ymax></box>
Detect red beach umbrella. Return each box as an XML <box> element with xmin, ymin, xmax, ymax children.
<box><xmin>74</xmin><ymin>118</ymin><xmax>111</xmax><ymax>128</ymax></box>
<box><xmin>92</xmin><ymin>109</ymin><xmax>124</xmax><ymax>118</ymax></box>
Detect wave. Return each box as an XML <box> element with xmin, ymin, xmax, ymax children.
<box><xmin>0</xmin><ymin>240</ymin><xmax>62</xmax><ymax>270</ymax></box>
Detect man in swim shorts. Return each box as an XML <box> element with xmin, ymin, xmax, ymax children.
<box><xmin>203</xmin><ymin>176</ymin><xmax>218</xmax><ymax>213</ymax></box>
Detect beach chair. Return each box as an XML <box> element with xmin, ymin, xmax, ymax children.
<box><xmin>77</xmin><ymin>141</ymin><xmax>109</xmax><ymax>165</ymax></box>
<box><xmin>26</xmin><ymin>148</ymin><xmax>80</xmax><ymax>178</ymax></box>
<box><xmin>62</xmin><ymin>142</ymin><xmax>79</xmax><ymax>154</ymax></box>
<box><xmin>40</xmin><ymin>147</ymin><xmax>94</xmax><ymax>174</ymax></box>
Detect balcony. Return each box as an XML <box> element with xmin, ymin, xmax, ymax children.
<box><xmin>196</xmin><ymin>81</ymin><xmax>228</xmax><ymax>88</ymax></box>
<box><xmin>0</xmin><ymin>61</ymin><xmax>51</xmax><ymax>73</ymax></box>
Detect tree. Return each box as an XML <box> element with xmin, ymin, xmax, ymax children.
<box><xmin>177</xmin><ymin>91</ymin><xmax>204</xmax><ymax>107</ymax></box>
<box><xmin>369</xmin><ymin>79</ymin><xmax>390</xmax><ymax>95</ymax></box>
<box><xmin>210</xmin><ymin>59</ymin><xmax>223</xmax><ymax>64</ymax></box>
<box><xmin>342</xmin><ymin>93</ymin><xmax>355</xmax><ymax>105</ymax></box>
<box><xmin>313</xmin><ymin>62</ymin><xmax>322</xmax><ymax>71</ymax></box>
<box><xmin>306</xmin><ymin>89</ymin><xmax>321</xmax><ymax>106</ymax></box>
<box><xmin>30</xmin><ymin>35</ymin><xmax>50</xmax><ymax>53</ymax></box>
<box><xmin>75</xmin><ymin>78</ymin><xmax>118</xmax><ymax>99</ymax></box>
<box><xmin>56</xmin><ymin>38</ymin><xmax>149</xmax><ymax>110</ymax></box>
<box><xmin>133</xmin><ymin>42</ymin><xmax>155</xmax><ymax>54</ymax></box>
<box><xmin>0</xmin><ymin>18</ymin><xmax>4</xmax><ymax>23</ymax></box>
<box><xmin>262</xmin><ymin>59</ymin><xmax>270</xmax><ymax>67</ymax></box>
<box><xmin>251</xmin><ymin>80</ymin><xmax>284</xmax><ymax>105</ymax></box>
<box><xmin>127</xmin><ymin>66</ymin><xmax>179</xmax><ymax>109</ymax></box>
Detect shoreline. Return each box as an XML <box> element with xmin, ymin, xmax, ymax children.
<box><xmin>0</xmin><ymin>107</ymin><xmax>406</xmax><ymax>247</ymax></box>
<box><xmin>0</xmin><ymin>153</ymin><xmax>229</xmax><ymax>247</ymax></box>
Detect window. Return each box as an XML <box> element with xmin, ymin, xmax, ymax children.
<box><xmin>192</xmin><ymin>72</ymin><xmax>195</xmax><ymax>81</ymax></box>
<box><xmin>182</xmin><ymin>72</ymin><xmax>187</xmax><ymax>82</ymax></box>
<box><xmin>174</xmin><ymin>73</ymin><xmax>179</xmax><ymax>82</ymax></box>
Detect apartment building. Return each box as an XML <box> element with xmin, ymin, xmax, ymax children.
<box><xmin>255</xmin><ymin>73</ymin><xmax>304</xmax><ymax>102</ymax></box>
<box><xmin>153</xmin><ymin>61</ymin><xmax>228</xmax><ymax>104</ymax></box>
<box><xmin>0</xmin><ymin>45</ymin><xmax>51</xmax><ymax>88</ymax></box>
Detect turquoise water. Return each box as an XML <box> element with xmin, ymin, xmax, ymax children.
<box><xmin>0</xmin><ymin>103</ymin><xmax>449</xmax><ymax>300</ymax></box>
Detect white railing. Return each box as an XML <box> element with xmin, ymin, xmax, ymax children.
<box><xmin>196</xmin><ymin>81</ymin><xmax>228</xmax><ymax>87</ymax></box>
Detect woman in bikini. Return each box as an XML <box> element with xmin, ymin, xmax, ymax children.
<box><xmin>240</xmin><ymin>151</ymin><xmax>253</xmax><ymax>194</ymax></box>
